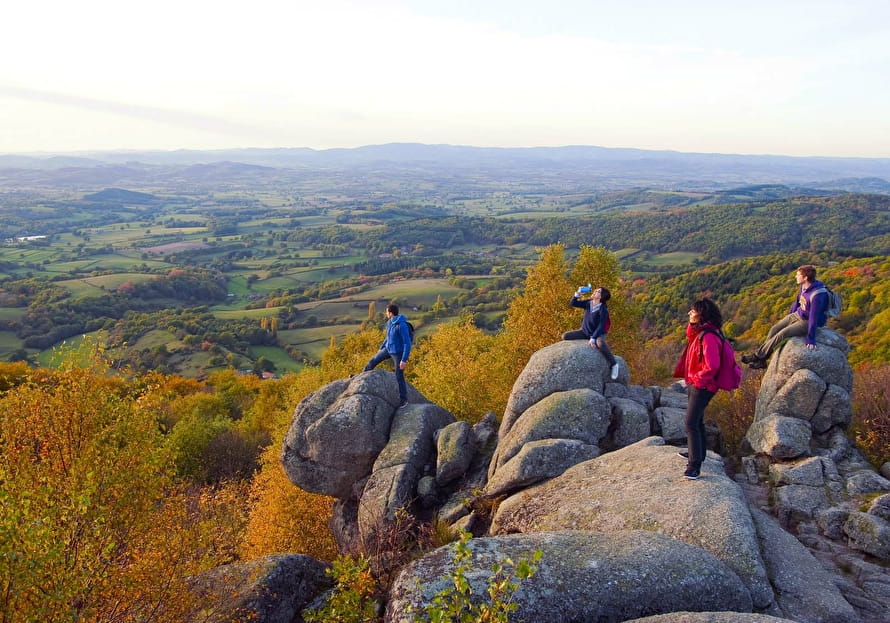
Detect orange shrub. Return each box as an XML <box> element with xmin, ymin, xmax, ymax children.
<box><xmin>240</xmin><ymin>440</ymin><xmax>338</xmax><ymax>562</ymax></box>
<box><xmin>0</xmin><ymin>356</ymin><xmax>244</xmax><ymax>622</ymax></box>
<box><xmin>0</xmin><ymin>361</ymin><xmax>31</xmax><ymax>393</ymax></box>
<box><xmin>851</xmin><ymin>363</ymin><xmax>890</xmax><ymax>468</ymax></box>
<box><xmin>706</xmin><ymin>368</ymin><xmax>762</xmax><ymax>458</ymax></box>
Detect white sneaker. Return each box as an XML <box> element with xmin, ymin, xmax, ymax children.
<box><xmin>610</xmin><ymin>364</ymin><xmax>620</xmax><ymax>380</ymax></box>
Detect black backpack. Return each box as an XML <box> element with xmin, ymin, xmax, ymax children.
<box><xmin>406</xmin><ymin>321</ymin><xmax>415</xmax><ymax>341</ymax></box>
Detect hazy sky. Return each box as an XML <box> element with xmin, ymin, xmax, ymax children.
<box><xmin>2</xmin><ymin>0</ymin><xmax>889</xmax><ymax>157</ymax></box>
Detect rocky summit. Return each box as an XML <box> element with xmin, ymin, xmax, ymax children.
<box><xmin>197</xmin><ymin>328</ymin><xmax>889</xmax><ymax>623</ymax></box>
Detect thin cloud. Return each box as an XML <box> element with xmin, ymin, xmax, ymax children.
<box><xmin>0</xmin><ymin>84</ymin><xmax>270</xmax><ymax>139</ymax></box>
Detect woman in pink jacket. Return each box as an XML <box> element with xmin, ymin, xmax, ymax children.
<box><xmin>673</xmin><ymin>298</ymin><xmax>724</xmax><ymax>480</ymax></box>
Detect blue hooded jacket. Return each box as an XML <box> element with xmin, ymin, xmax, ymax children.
<box><xmin>382</xmin><ymin>314</ymin><xmax>412</xmax><ymax>362</ymax></box>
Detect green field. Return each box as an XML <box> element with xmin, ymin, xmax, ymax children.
<box><xmin>645</xmin><ymin>252</ymin><xmax>701</xmax><ymax>266</ymax></box>
<box><xmin>55</xmin><ymin>272</ymin><xmax>156</xmax><ymax>296</ymax></box>
<box><xmin>214</xmin><ymin>307</ymin><xmax>287</xmax><ymax>319</ymax></box>
<box><xmin>249</xmin><ymin>345</ymin><xmax>302</xmax><ymax>373</ymax></box>
<box><xmin>0</xmin><ymin>331</ymin><xmax>24</xmax><ymax>352</ymax></box>
<box><xmin>277</xmin><ymin>323</ymin><xmax>365</xmax><ymax>361</ymax></box>
<box><xmin>359</xmin><ymin>278</ymin><xmax>463</xmax><ymax>304</ymax></box>
<box><xmin>0</xmin><ymin>308</ymin><xmax>26</xmax><ymax>322</ymax></box>
<box><xmin>131</xmin><ymin>329</ymin><xmax>181</xmax><ymax>350</ymax></box>
<box><xmin>34</xmin><ymin>333</ymin><xmax>103</xmax><ymax>368</ymax></box>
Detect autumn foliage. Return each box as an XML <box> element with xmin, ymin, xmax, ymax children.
<box><xmin>0</xmin><ymin>351</ymin><xmax>247</xmax><ymax>622</ymax></box>
<box><xmin>240</xmin><ymin>438</ymin><xmax>339</xmax><ymax>562</ymax></box>
<box><xmin>410</xmin><ymin>244</ymin><xmax>640</xmax><ymax>421</ymax></box>
<box><xmin>4</xmin><ymin>247</ymin><xmax>890</xmax><ymax>622</ymax></box>
<box><xmin>851</xmin><ymin>363</ymin><xmax>890</xmax><ymax>468</ymax></box>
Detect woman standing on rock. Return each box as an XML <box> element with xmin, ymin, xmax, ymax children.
<box><xmin>673</xmin><ymin>298</ymin><xmax>724</xmax><ymax>480</ymax></box>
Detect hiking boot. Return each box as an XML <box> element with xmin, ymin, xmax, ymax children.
<box><xmin>684</xmin><ymin>467</ymin><xmax>701</xmax><ymax>480</ymax></box>
<box><xmin>742</xmin><ymin>353</ymin><xmax>767</xmax><ymax>369</ymax></box>
<box><xmin>399</xmin><ymin>399</ymin><xmax>409</xmax><ymax>409</ymax></box>
<box><xmin>677</xmin><ymin>451</ymin><xmax>689</xmax><ymax>459</ymax></box>
<box><xmin>610</xmin><ymin>363</ymin><xmax>620</xmax><ymax>380</ymax></box>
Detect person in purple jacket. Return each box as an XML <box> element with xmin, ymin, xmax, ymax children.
<box><xmin>563</xmin><ymin>286</ymin><xmax>620</xmax><ymax>380</ymax></box>
<box><xmin>742</xmin><ymin>264</ymin><xmax>828</xmax><ymax>369</ymax></box>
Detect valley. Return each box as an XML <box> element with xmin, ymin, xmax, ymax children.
<box><xmin>2</xmin><ymin>145</ymin><xmax>890</xmax><ymax>376</ymax></box>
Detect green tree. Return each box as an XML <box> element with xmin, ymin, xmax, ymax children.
<box><xmin>432</xmin><ymin>294</ymin><xmax>446</xmax><ymax>317</ymax></box>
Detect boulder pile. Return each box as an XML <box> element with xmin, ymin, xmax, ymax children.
<box><xmin>195</xmin><ymin>330</ymin><xmax>889</xmax><ymax>623</ymax></box>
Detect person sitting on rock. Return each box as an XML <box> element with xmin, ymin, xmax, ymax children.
<box><xmin>563</xmin><ymin>285</ymin><xmax>619</xmax><ymax>380</ymax></box>
<box><xmin>741</xmin><ymin>264</ymin><xmax>828</xmax><ymax>369</ymax></box>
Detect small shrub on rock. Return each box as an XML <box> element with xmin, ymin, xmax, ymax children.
<box><xmin>407</xmin><ymin>530</ymin><xmax>542</xmax><ymax>623</ymax></box>
<box><xmin>304</xmin><ymin>555</ymin><xmax>381</xmax><ymax>623</ymax></box>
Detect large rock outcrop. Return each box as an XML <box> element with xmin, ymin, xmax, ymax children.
<box><xmin>749</xmin><ymin>507</ymin><xmax>859</xmax><ymax>622</ymax></box>
<box><xmin>628</xmin><ymin>615</ymin><xmax>793</xmax><ymax>623</ymax></box>
<box><xmin>737</xmin><ymin>330</ymin><xmax>890</xmax><ymax>620</ymax></box>
<box><xmin>747</xmin><ymin>330</ymin><xmax>852</xmax><ymax>458</ymax></box>
<box><xmin>498</xmin><ymin>340</ymin><xmax>620</xmax><ymax>434</ymax></box>
<box><xmin>187</xmin><ymin>554</ymin><xmax>330</xmax><ymax>623</ymax></box>
<box><xmin>386</xmin><ymin>531</ymin><xmax>753</xmax><ymax>623</ymax></box>
<box><xmin>280</xmin><ymin>370</ymin><xmax>453</xmax><ymax>548</ymax></box>
<box><xmin>741</xmin><ymin>332</ymin><xmax>890</xmax><ymax>565</ymax></box>
<box><xmin>486</xmin><ymin>341</ymin><xmax>698</xmax><ymax>499</ymax></box>
<box><xmin>490</xmin><ymin>437</ymin><xmax>774</xmax><ymax>609</ymax></box>
<box><xmin>239</xmin><ymin>330</ymin><xmax>890</xmax><ymax>623</ymax></box>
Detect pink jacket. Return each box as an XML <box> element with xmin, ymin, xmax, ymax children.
<box><xmin>673</xmin><ymin>322</ymin><xmax>722</xmax><ymax>393</ymax></box>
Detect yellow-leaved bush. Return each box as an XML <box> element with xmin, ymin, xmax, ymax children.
<box><xmin>238</xmin><ymin>363</ymin><xmax>341</xmax><ymax>562</ymax></box>
<box><xmin>0</xmin><ymin>350</ymin><xmax>246</xmax><ymax>622</ymax></box>
<box><xmin>409</xmin><ymin>315</ymin><xmax>506</xmax><ymax>422</ymax></box>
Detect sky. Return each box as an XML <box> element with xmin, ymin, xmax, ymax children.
<box><xmin>2</xmin><ymin>0</ymin><xmax>889</xmax><ymax>158</ymax></box>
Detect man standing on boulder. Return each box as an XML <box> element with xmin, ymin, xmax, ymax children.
<box><xmin>563</xmin><ymin>285</ymin><xmax>620</xmax><ymax>380</ymax></box>
<box><xmin>363</xmin><ymin>303</ymin><xmax>412</xmax><ymax>408</ymax></box>
<box><xmin>741</xmin><ymin>265</ymin><xmax>828</xmax><ymax>369</ymax></box>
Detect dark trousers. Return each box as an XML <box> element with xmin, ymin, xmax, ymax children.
<box><xmin>685</xmin><ymin>385</ymin><xmax>715</xmax><ymax>470</ymax></box>
<box><xmin>562</xmin><ymin>331</ymin><xmax>617</xmax><ymax>367</ymax></box>
<box><xmin>364</xmin><ymin>349</ymin><xmax>407</xmax><ymax>402</ymax></box>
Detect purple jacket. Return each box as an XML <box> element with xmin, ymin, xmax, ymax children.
<box><xmin>790</xmin><ymin>279</ymin><xmax>828</xmax><ymax>345</ymax></box>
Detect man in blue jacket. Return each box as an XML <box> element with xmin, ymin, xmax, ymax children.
<box><xmin>742</xmin><ymin>265</ymin><xmax>828</xmax><ymax>369</ymax></box>
<box><xmin>363</xmin><ymin>304</ymin><xmax>412</xmax><ymax>407</ymax></box>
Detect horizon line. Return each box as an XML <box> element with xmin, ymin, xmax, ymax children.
<box><xmin>3</xmin><ymin>142</ymin><xmax>890</xmax><ymax>162</ymax></box>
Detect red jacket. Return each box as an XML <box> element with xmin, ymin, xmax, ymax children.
<box><xmin>673</xmin><ymin>322</ymin><xmax>722</xmax><ymax>393</ymax></box>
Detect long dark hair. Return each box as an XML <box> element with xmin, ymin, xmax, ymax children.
<box><xmin>692</xmin><ymin>297</ymin><xmax>723</xmax><ymax>329</ymax></box>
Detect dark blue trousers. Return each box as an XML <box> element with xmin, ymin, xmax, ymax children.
<box><xmin>364</xmin><ymin>349</ymin><xmax>407</xmax><ymax>402</ymax></box>
<box><xmin>685</xmin><ymin>385</ymin><xmax>715</xmax><ymax>470</ymax></box>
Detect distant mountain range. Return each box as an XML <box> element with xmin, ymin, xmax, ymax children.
<box><xmin>1</xmin><ymin>143</ymin><xmax>889</xmax><ymax>193</ymax></box>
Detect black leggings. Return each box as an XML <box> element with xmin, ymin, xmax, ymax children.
<box><xmin>685</xmin><ymin>385</ymin><xmax>715</xmax><ymax>469</ymax></box>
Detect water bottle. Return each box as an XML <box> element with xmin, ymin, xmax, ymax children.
<box><xmin>578</xmin><ymin>283</ymin><xmax>592</xmax><ymax>294</ymax></box>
